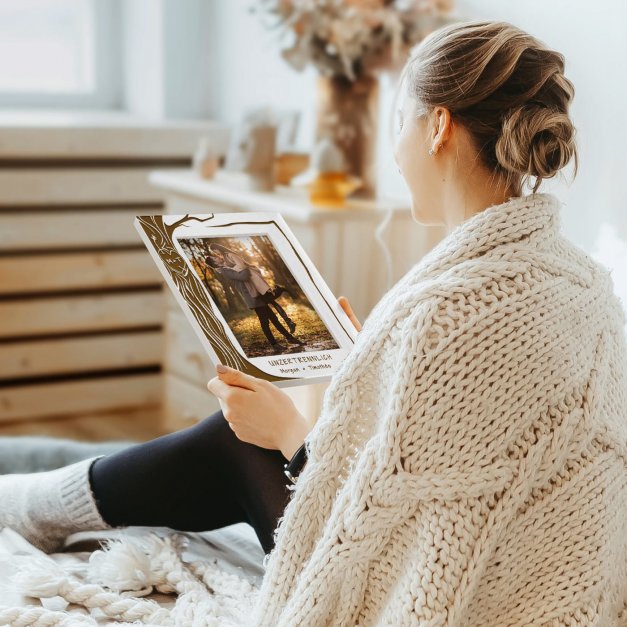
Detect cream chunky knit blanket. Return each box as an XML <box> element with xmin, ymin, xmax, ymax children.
<box><xmin>253</xmin><ymin>192</ymin><xmax>627</xmax><ymax>626</ymax></box>
<box><xmin>6</xmin><ymin>192</ymin><xmax>627</xmax><ymax>626</ymax></box>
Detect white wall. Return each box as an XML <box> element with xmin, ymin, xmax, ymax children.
<box><xmin>123</xmin><ymin>0</ymin><xmax>164</xmax><ymax>118</ymax></box>
<box><xmin>455</xmin><ymin>0</ymin><xmax>627</xmax><ymax>246</ymax></box>
<box><xmin>204</xmin><ymin>0</ymin><xmax>318</xmax><ymax>152</ymax></box>
<box><xmin>122</xmin><ymin>0</ymin><xmax>215</xmax><ymax>120</ymax></box>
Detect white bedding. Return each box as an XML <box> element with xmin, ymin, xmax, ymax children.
<box><xmin>0</xmin><ymin>522</ymin><xmax>266</xmax><ymax>622</ymax></box>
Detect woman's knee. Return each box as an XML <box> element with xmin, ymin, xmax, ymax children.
<box><xmin>185</xmin><ymin>409</ymin><xmax>239</xmax><ymax>456</ymax></box>
<box><xmin>194</xmin><ymin>408</ymin><xmax>229</xmax><ymax>434</ymax></box>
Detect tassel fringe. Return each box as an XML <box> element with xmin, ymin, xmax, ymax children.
<box><xmin>1</xmin><ymin>530</ymin><xmax>260</xmax><ymax>626</ymax></box>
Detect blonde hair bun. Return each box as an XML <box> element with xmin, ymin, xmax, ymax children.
<box><xmin>496</xmin><ymin>102</ymin><xmax>577</xmax><ymax>181</ymax></box>
<box><xmin>395</xmin><ymin>19</ymin><xmax>579</xmax><ymax>195</ymax></box>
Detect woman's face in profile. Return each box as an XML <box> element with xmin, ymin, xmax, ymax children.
<box><xmin>394</xmin><ymin>90</ymin><xmax>442</xmax><ymax>225</ymax></box>
<box><xmin>211</xmin><ymin>250</ymin><xmax>225</xmax><ymax>264</ymax></box>
<box><xmin>394</xmin><ymin>87</ymin><xmax>466</xmax><ymax>227</ymax></box>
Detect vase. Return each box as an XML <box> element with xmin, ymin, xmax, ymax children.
<box><xmin>314</xmin><ymin>73</ymin><xmax>379</xmax><ymax>200</ymax></box>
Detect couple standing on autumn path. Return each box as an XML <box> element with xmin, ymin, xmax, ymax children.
<box><xmin>204</xmin><ymin>242</ymin><xmax>305</xmax><ymax>353</ymax></box>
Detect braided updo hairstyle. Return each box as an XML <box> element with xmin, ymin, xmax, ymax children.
<box><xmin>393</xmin><ymin>20</ymin><xmax>579</xmax><ymax>195</ymax></box>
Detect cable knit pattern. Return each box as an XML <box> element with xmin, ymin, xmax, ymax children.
<box><xmin>251</xmin><ymin>192</ymin><xmax>627</xmax><ymax>626</ymax></box>
<box><xmin>4</xmin><ymin>192</ymin><xmax>626</xmax><ymax>626</ymax></box>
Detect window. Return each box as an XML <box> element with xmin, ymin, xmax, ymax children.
<box><xmin>0</xmin><ymin>0</ymin><xmax>121</xmax><ymax>108</ymax></box>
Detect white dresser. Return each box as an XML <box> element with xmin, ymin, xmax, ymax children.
<box><xmin>148</xmin><ymin>169</ymin><xmax>445</xmax><ymax>432</ymax></box>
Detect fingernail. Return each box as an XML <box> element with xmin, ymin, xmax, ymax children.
<box><xmin>216</xmin><ymin>364</ymin><xmax>227</xmax><ymax>373</ymax></box>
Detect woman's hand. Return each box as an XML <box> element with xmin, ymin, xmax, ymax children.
<box><xmin>338</xmin><ymin>295</ymin><xmax>362</xmax><ymax>332</ymax></box>
<box><xmin>207</xmin><ymin>365</ymin><xmax>313</xmax><ymax>461</ymax></box>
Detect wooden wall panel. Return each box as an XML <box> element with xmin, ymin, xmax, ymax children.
<box><xmin>0</xmin><ymin>117</ymin><xmax>231</xmax><ymax>434</ymax></box>
<box><xmin>0</xmin><ymin>250</ymin><xmax>161</xmax><ymax>294</ymax></box>
<box><xmin>0</xmin><ymin>168</ymin><xmax>163</xmax><ymax>206</ymax></box>
<box><xmin>0</xmin><ymin>331</ymin><xmax>162</xmax><ymax>379</ymax></box>
<box><xmin>0</xmin><ymin>374</ymin><xmax>162</xmax><ymax>423</ymax></box>
<box><xmin>0</xmin><ymin>291</ymin><xmax>164</xmax><ymax>338</ymax></box>
<box><xmin>0</xmin><ymin>208</ymin><xmax>163</xmax><ymax>251</ymax></box>
<box><xmin>0</xmin><ymin>114</ymin><xmax>229</xmax><ymax>159</ymax></box>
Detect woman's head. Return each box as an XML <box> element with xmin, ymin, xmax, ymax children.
<box><xmin>208</xmin><ymin>246</ymin><xmax>226</xmax><ymax>262</ymax></box>
<box><xmin>204</xmin><ymin>254</ymin><xmax>222</xmax><ymax>269</ymax></box>
<box><xmin>392</xmin><ymin>20</ymin><xmax>578</xmax><ymax>226</ymax></box>
<box><xmin>209</xmin><ymin>243</ymin><xmax>231</xmax><ymax>257</ymax></box>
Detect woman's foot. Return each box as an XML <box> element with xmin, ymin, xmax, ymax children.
<box><xmin>0</xmin><ymin>456</ymin><xmax>113</xmax><ymax>553</ymax></box>
<box><xmin>286</xmin><ymin>335</ymin><xmax>305</xmax><ymax>346</ymax></box>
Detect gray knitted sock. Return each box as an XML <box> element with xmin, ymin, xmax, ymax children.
<box><xmin>0</xmin><ymin>455</ymin><xmax>114</xmax><ymax>553</ymax></box>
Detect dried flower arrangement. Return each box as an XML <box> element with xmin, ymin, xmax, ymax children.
<box><xmin>250</xmin><ymin>0</ymin><xmax>456</xmax><ymax>81</ymax></box>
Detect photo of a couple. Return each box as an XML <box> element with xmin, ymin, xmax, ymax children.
<box><xmin>177</xmin><ymin>235</ymin><xmax>339</xmax><ymax>357</ymax></box>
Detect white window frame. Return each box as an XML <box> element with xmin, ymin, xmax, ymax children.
<box><xmin>0</xmin><ymin>0</ymin><xmax>122</xmax><ymax>109</ymax></box>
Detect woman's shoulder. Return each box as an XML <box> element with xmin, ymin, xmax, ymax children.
<box><xmin>394</xmin><ymin>255</ymin><xmax>574</xmax><ymax>350</ymax></box>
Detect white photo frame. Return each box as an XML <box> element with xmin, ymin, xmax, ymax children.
<box><xmin>135</xmin><ymin>211</ymin><xmax>359</xmax><ymax>387</ymax></box>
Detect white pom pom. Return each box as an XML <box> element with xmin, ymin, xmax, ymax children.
<box><xmin>11</xmin><ymin>554</ymin><xmax>70</xmax><ymax>597</ymax></box>
<box><xmin>88</xmin><ymin>535</ymin><xmax>155</xmax><ymax>592</ymax></box>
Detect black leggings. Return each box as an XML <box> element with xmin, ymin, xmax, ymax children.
<box><xmin>89</xmin><ymin>409</ymin><xmax>293</xmax><ymax>555</ymax></box>
<box><xmin>253</xmin><ymin>304</ymin><xmax>293</xmax><ymax>345</ymax></box>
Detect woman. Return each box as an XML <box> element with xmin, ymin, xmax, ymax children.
<box><xmin>204</xmin><ymin>250</ymin><xmax>303</xmax><ymax>350</ymax></box>
<box><xmin>1</xmin><ymin>19</ymin><xmax>625</xmax><ymax>626</ymax></box>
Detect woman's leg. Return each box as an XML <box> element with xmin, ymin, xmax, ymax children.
<box><xmin>89</xmin><ymin>409</ymin><xmax>293</xmax><ymax>555</ymax></box>
<box><xmin>272</xmin><ymin>285</ymin><xmax>297</xmax><ymax>300</ymax></box>
<box><xmin>254</xmin><ymin>305</ymin><xmax>279</xmax><ymax>346</ymax></box>
<box><xmin>264</xmin><ymin>306</ymin><xmax>303</xmax><ymax>345</ymax></box>
<box><xmin>268</xmin><ymin>299</ymin><xmax>296</xmax><ymax>332</ymax></box>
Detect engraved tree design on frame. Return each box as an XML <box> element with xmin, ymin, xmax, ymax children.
<box><xmin>136</xmin><ymin>213</ymin><xmax>296</xmax><ymax>382</ymax></box>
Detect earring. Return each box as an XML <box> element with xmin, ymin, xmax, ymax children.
<box><xmin>429</xmin><ymin>148</ymin><xmax>434</xmax><ymax>156</ymax></box>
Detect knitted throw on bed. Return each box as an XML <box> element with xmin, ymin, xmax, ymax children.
<box><xmin>7</xmin><ymin>192</ymin><xmax>627</xmax><ymax>626</ymax></box>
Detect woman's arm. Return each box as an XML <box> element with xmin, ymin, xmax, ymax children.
<box><xmin>279</xmin><ymin>411</ymin><xmax>314</xmax><ymax>461</ymax></box>
<box><xmin>227</xmin><ymin>252</ymin><xmax>248</xmax><ymax>271</ymax></box>
<box><xmin>215</xmin><ymin>266</ymin><xmax>251</xmax><ymax>281</ymax></box>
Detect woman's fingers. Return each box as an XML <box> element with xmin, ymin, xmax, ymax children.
<box><xmin>207</xmin><ymin>370</ymin><xmax>255</xmax><ymax>424</ymax></box>
<box><xmin>211</xmin><ymin>365</ymin><xmax>260</xmax><ymax>392</ymax></box>
<box><xmin>207</xmin><ymin>376</ymin><xmax>235</xmax><ymax>400</ymax></box>
<box><xmin>338</xmin><ymin>295</ymin><xmax>362</xmax><ymax>331</ymax></box>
